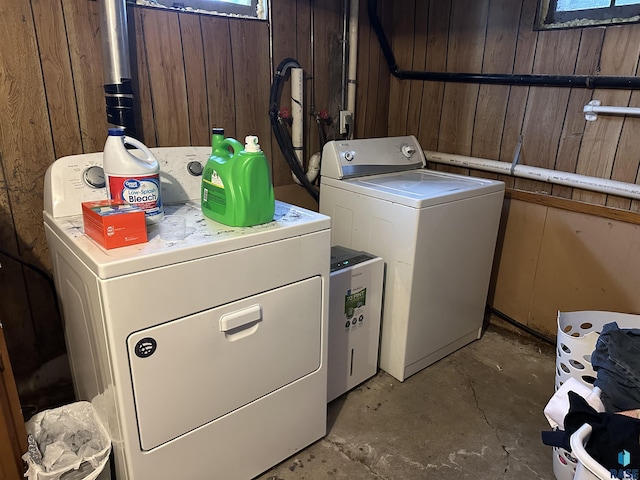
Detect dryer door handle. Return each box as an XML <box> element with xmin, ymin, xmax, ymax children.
<box><xmin>219</xmin><ymin>305</ymin><xmax>262</xmax><ymax>332</ymax></box>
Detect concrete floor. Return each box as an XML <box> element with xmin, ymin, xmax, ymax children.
<box><xmin>257</xmin><ymin>320</ymin><xmax>558</xmax><ymax>480</ymax></box>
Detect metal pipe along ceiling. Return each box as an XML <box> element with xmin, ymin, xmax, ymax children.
<box><xmin>98</xmin><ymin>0</ymin><xmax>137</xmax><ymax>135</ymax></box>
<box><xmin>367</xmin><ymin>0</ymin><xmax>640</xmax><ymax>90</ymax></box>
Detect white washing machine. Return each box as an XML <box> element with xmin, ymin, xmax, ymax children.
<box><xmin>319</xmin><ymin>136</ymin><xmax>504</xmax><ymax>382</ymax></box>
<box><xmin>43</xmin><ymin>147</ymin><xmax>331</xmax><ymax>480</ymax></box>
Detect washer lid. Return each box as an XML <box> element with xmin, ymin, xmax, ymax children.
<box><xmin>337</xmin><ymin>169</ymin><xmax>505</xmax><ymax>208</ymax></box>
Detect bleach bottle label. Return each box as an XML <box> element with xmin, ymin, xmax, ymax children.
<box><xmin>107</xmin><ymin>174</ymin><xmax>163</xmax><ymax>220</ymax></box>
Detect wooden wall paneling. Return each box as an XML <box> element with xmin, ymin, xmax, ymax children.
<box><xmin>405</xmin><ymin>1</ymin><xmax>429</xmax><ymax>137</ymax></box>
<box><xmin>573</xmin><ymin>25</ymin><xmax>640</xmax><ymax>205</ymax></box>
<box><xmin>201</xmin><ymin>17</ymin><xmax>236</xmax><ymax>140</ymax></box>
<box><xmin>140</xmin><ymin>9</ymin><xmax>190</xmax><ymax>147</ymax></box>
<box><xmin>387</xmin><ymin>0</ymin><xmax>416</xmax><ymax>137</ymax></box>
<box><xmin>179</xmin><ymin>13</ymin><xmax>210</xmax><ymax>147</ymax></box>
<box><xmin>552</xmin><ymin>28</ymin><xmax>604</xmax><ymax>199</ymax></box>
<box><xmin>63</xmin><ymin>0</ymin><xmax>107</xmax><ymax>153</ymax></box>
<box><xmin>489</xmin><ymin>199</ymin><xmax>546</xmax><ymax>327</ymax></box>
<box><xmin>31</xmin><ymin>0</ymin><xmax>83</xmax><ymax>159</ymax></box>
<box><xmin>416</xmin><ymin>0</ymin><xmax>450</xmax><ymax>152</ymax></box>
<box><xmin>354</xmin><ymin>0</ymin><xmax>371</xmax><ymax>139</ymax></box>
<box><xmin>604</xmin><ymin>91</ymin><xmax>640</xmax><ymax>211</ymax></box>
<box><xmin>471</xmin><ymin>0</ymin><xmax>522</xmax><ymax>163</ymax></box>
<box><xmin>437</xmin><ymin>0</ymin><xmax>488</xmax><ymax>159</ymax></box>
<box><xmin>0</xmin><ymin>253</ymin><xmax>35</xmax><ymax>378</ymax></box>
<box><xmin>528</xmin><ymin>208</ymin><xmax>640</xmax><ymax>334</ymax></box>
<box><xmin>515</xmin><ymin>28</ymin><xmax>580</xmax><ymax>194</ymax></box>
<box><xmin>355</xmin><ymin>0</ymin><xmax>391</xmax><ymax>140</ymax></box>
<box><xmin>312</xmin><ymin>0</ymin><xmax>343</xmax><ymax>144</ymax></box>
<box><xmin>0</xmin><ymin>0</ymin><xmax>61</xmax><ymax>378</ymax></box>
<box><xmin>378</xmin><ymin>1</ymin><xmax>393</xmax><ymax>136</ymax></box>
<box><xmin>498</xmin><ymin>0</ymin><xmax>539</xmax><ymax>189</ymax></box>
<box><xmin>228</xmin><ymin>19</ymin><xmax>273</xmax><ymax>161</ymax></box>
<box><xmin>269</xmin><ymin>0</ymin><xmax>297</xmax><ymax>185</ymax></box>
<box><xmin>0</xmin><ymin>324</ymin><xmax>27</xmax><ymax>480</ymax></box>
<box><xmin>131</xmin><ymin>7</ymin><xmax>157</xmax><ymax>146</ymax></box>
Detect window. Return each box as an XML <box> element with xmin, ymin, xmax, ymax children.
<box><xmin>536</xmin><ymin>0</ymin><xmax>640</xmax><ymax>29</ymax></box>
<box><xmin>133</xmin><ymin>0</ymin><xmax>267</xmax><ymax>20</ymax></box>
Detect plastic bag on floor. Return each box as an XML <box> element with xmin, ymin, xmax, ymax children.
<box><xmin>22</xmin><ymin>401</ymin><xmax>111</xmax><ymax>480</ymax></box>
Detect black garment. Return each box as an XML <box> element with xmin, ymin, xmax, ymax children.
<box><xmin>542</xmin><ymin>391</ymin><xmax>640</xmax><ymax>470</ymax></box>
<box><xmin>592</xmin><ymin>322</ymin><xmax>640</xmax><ymax>412</ymax></box>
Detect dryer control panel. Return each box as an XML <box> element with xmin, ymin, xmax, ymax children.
<box><xmin>320</xmin><ymin>136</ymin><xmax>426</xmax><ymax>179</ymax></box>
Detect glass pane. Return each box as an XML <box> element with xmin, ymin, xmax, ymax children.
<box><xmin>217</xmin><ymin>0</ymin><xmax>252</xmax><ymax>5</ymax></box>
<box><xmin>615</xmin><ymin>0</ymin><xmax>640</xmax><ymax>5</ymax></box>
<box><xmin>556</xmin><ymin>0</ymin><xmax>610</xmax><ymax>10</ymax></box>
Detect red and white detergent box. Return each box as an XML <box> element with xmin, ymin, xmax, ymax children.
<box><xmin>82</xmin><ymin>200</ymin><xmax>147</xmax><ymax>249</ymax></box>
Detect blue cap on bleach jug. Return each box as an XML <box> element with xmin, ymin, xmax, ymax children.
<box><xmin>108</xmin><ymin>127</ymin><xmax>125</xmax><ymax>136</ymax></box>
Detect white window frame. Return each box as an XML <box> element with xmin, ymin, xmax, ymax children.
<box><xmin>133</xmin><ymin>0</ymin><xmax>267</xmax><ymax>20</ymax></box>
<box><xmin>536</xmin><ymin>0</ymin><xmax>640</xmax><ymax>29</ymax></box>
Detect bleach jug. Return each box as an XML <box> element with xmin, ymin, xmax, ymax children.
<box><xmin>103</xmin><ymin>128</ymin><xmax>164</xmax><ymax>224</ymax></box>
<box><xmin>201</xmin><ymin>129</ymin><xmax>275</xmax><ymax>227</ymax></box>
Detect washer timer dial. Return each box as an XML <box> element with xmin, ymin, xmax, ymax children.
<box><xmin>83</xmin><ymin>165</ymin><xmax>106</xmax><ymax>189</ymax></box>
<box><xmin>401</xmin><ymin>144</ymin><xmax>416</xmax><ymax>158</ymax></box>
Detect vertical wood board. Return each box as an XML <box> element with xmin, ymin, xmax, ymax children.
<box><xmin>31</xmin><ymin>0</ymin><xmax>83</xmax><ymax>159</ymax></box>
<box><xmin>63</xmin><ymin>0</ymin><xmax>107</xmax><ymax>153</ymax></box>
<box><xmin>201</xmin><ymin>16</ymin><xmax>236</xmax><ymax>138</ymax></box>
<box><xmin>552</xmin><ymin>28</ymin><xmax>604</xmax><ymax>199</ymax></box>
<box><xmin>437</xmin><ymin>0</ymin><xmax>488</xmax><ymax>155</ymax></box>
<box><xmin>179</xmin><ymin>13</ymin><xmax>210</xmax><ymax>146</ymax></box>
<box><xmin>229</xmin><ymin>19</ymin><xmax>272</xmax><ymax>161</ymax></box>
<box><xmin>405</xmin><ymin>1</ymin><xmax>429</xmax><ymax>136</ymax></box>
<box><xmin>387</xmin><ymin>0</ymin><xmax>415</xmax><ymax>136</ymax></box>
<box><xmin>416</xmin><ymin>0</ymin><xmax>450</xmax><ymax>151</ymax></box>
<box><xmin>140</xmin><ymin>9</ymin><xmax>191</xmax><ymax>146</ymax></box>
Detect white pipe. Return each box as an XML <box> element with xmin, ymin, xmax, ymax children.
<box><xmin>425</xmin><ymin>150</ymin><xmax>640</xmax><ymax>200</ymax></box>
<box><xmin>291</xmin><ymin>67</ymin><xmax>304</xmax><ymax>184</ymax></box>
<box><xmin>346</xmin><ymin>0</ymin><xmax>359</xmax><ymax>134</ymax></box>
<box><xmin>584</xmin><ymin>100</ymin><xmax>640</xmax><ymax>121</ymax></box>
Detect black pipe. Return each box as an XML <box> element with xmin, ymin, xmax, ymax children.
<box><xmin>270</xmin><ymin>58</ymin><xmax>320</xmax><ymax>202</ymax></box>
<box><xmin>367</xmin><ymin>0</ymin><xmax>640</xmax><ymax>90</ymax></box>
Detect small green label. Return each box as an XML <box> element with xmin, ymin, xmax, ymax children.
<box><xmin>344</xmin><ymin>288</ymin><xmax>366</xmax><ymax>319</ymax></box>
<box><xmin>203</xmin><ymin>180</ymin><xmax>226</xmax><ymax>215</ymax></box>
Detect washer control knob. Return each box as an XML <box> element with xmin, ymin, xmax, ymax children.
<box><xmin>402</xmin><ymin>144</ymin><xmax>416</xmax><ymax>158</ymax></box>
<box><xmin>83</xmin><ymin>165</ymin><xmax>105</xmax><ymax>189</ymax></box>
<box><xmin>187</xmin><ymin>161</ymin><xmax>203</xmax><ymax>176</ymax></box>
<box><xmin>344</xmin><ymin>151</ymin><xmax>355</xmax><ymax>162</ymax></box>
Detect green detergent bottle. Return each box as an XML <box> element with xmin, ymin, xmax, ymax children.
<box><xmin>201</xmin><ymin>129</ymin><xmax>275</xmax><ymax>227</ymax></box>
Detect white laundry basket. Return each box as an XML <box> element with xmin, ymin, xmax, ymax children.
<box><xmin>570</xmin><ymin>424</ymin><xmax>612</xmax><ymax>480</ymax></box>
<box><xmin>552</xmin><ymin>310</ymin><xmax>640</xmax><ymax>480</ymax></box>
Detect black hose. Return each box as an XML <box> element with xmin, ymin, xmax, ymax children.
<box><xmin>486</xmin><ymin>305</ymin><xmax>556</xmax><ymax>346</ymax></box>
<box><xmin>367</xmin><ymin>0</ymin><xmax>640</xmax><ymax>90</ymax></box>
<box><xmin>0</xmin><ymin>248</ymin><xmax>61</xmax><ymax>319</ymax></box>
<box><xmin>270</xmin><ymin>58</ymin><xmax>320</xmax><ymax>203</ymax></box>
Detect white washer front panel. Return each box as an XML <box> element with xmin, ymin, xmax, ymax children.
<box><xmin>322</xmin><ymin>169</ymin><xmax>503</xmax><ymax>209</ymax></box>
<box><xmin>128</xmin><ymin>276</ymin><xmax>322</xmax><ymax>450</ymax></box>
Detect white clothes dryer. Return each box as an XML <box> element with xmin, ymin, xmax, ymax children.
<box><xmin>319</xmin><ymin>136</ymin><xmax>504</xmax><ymax>382</ymax></box>
<box><xmin>43</xmin><ymin>147</ymin><xmax>331</xmax><ymax>480</ymax></box>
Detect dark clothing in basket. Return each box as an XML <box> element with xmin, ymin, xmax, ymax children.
<box><xmin>592</xmin><ymin>322</ymin><xmax>640</xmax><ymax>412</ymax></box>
<box><xmin>542</xmin><ymin>392</ymin><xmax>640</xmax><ymax>471</ymax></box>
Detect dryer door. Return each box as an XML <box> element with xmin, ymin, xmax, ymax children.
<box><xmin>127</xmin><ymin>276</ymin><xmax>322</xmax><ymax>450</ymax></box>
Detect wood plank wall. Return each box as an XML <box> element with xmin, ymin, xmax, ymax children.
<box><xmin>386</xmin><ymin>0</ymin><xmax>640</xmax><ymax>213</ymax></box>
<box><xmin>0</xmin><ymin>0</ymin><xmax>384</xmax><ymax>393</ymax></box>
